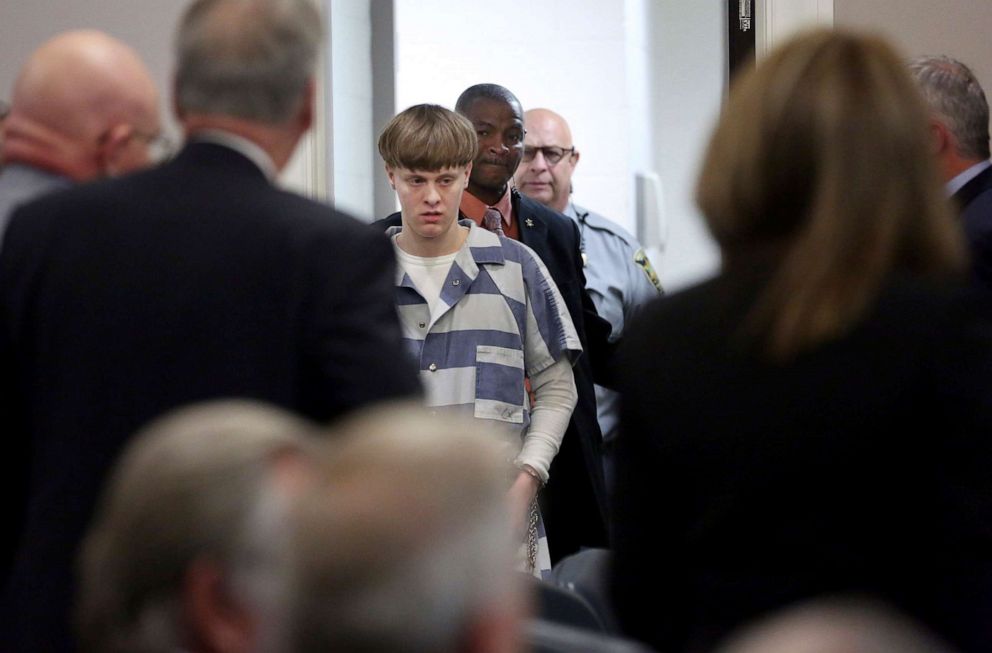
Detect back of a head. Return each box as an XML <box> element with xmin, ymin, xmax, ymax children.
<box><xmin>909</xmin><ymin>55</ymin><xmax>991</xmax><ymax>162</ymax></box>
<box><xmin>696</xmin><ymin>28</ymin><xmax>964</xmax><ymax>359</ymax></box>
<box><xmin>10</xmin><ymin>30</ymin><xmax>157</xmax><ymax>139</ymax></box>
<box><xmin>715</xmin><ymin>598</ymin><xmax>957</xmax><ymax>653</ymax></box>
<box><xmin>3</xmin><ymin>30</ymin><xmax>159</xmax><ymax>174</ymax></box>
<box><xmin>378</xmin><ymin>103</ymin><xmax>478</xmax><ymax>171</ymax></box>
<box><xmin>175</xmin><ymin>0</ymin><xmax>322</xmax><ymax>124</ymax></box>
<box><xmin>77</xmin><ymin>400</ymin><xmax>318</xmax><ymax>653</ymax></box>
<box><xmin>289</xmin><ymin>404</ymin><xmax>523</xmax><ymax>653</ymax></box>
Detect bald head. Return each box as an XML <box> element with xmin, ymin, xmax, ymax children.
<box><xmin>513</xmin><ymin>108</ymin><xmax>579</xmax><ymax>213</ymax></box>
<box><xmin>4</xmin><ymin>30</ymin><xmax>160</xmax><ymax>179</ymax></box>
<box><xmin>524</xmin><ymin>109</ymin><xmax>573</xmax><ymax>145</ymax></box>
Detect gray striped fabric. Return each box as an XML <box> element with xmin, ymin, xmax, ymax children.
<box><xmin>388</xmin><ymin>219</ymin><xmax>580</xmax><ymax>578</ymax></box>
<box><xmin>389</xmin><ymin>220</ymin><xmax>580</xmax><ymax>435</ymax></box>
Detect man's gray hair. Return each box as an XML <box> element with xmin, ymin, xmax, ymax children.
<box><xmin>289</xmin><ymin>403</ymin><xmax>522</xmax><ymax>653</ymax></box>
<box><xmin>76</xmin><ymin>400</ymin><xmax>318</xmax><ymax>653</ymax></box>
<box><xmin>175</xmin><ymin>0</ymin><xmax>323</xmax><ymax>124</ymax></box>
<box><xmin>909</xmin><ymin>55</ymin><xmax>991</xmax><ymax>161</ymax></box>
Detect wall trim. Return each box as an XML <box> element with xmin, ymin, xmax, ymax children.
<box><xmin>756</xmin><ymin>0</ymin><xmax>834</xmax><ymax>57</ymax></box>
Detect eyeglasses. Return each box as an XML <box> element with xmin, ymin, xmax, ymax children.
<box><xmin>522</xmin><ymin>145</ymin><xmax>576</xmax><ymax>165</ymax></box>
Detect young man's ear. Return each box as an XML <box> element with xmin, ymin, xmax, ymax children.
<box><xmin>385</xmin><ymin>165</ymin><xmax>396</xmax><ymax>190</ymax></box>
<box><xmin>463</xmin><ymin>162</ymin><xmax>472</xmax><ymax>187</ymax></box>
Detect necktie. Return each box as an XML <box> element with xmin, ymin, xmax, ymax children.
<box><xmin>482</xmin><ymin>208</ymin><xmax>505</xmax><ymax>237</ymax></box>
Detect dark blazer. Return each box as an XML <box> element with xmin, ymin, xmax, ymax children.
<box><xmin>954</xmin><ymin>165</ymin><xmax>992</xmax><ymax>290</ymax></box>
<box><xmin>611</xmin><ymin>270</ymin><xmax>992</xmax><ymax>653</ymax></box>
<box><xmin>375</xmin><ymin>189</ymin><xmax>612</xmax><ymax>560</ymax></box>
<box><xmin>0</xmin><ymin>142</ymin><xmax>420</xmax><ymax>651</ymax></box>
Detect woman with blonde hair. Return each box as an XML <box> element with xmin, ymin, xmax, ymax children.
<box><xmin>611</xmin><ymin>29</ymin><xmax>992</xmax><ymax>653</ymax></box>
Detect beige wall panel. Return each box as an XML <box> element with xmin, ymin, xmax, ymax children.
<box><xmin>835</xmin><ymin>0</ymin><xmax>992</xmax><ymax>107</ymax></box>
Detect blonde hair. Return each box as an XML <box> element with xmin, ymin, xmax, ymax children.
<box><xmin>288</xmin><ymin>403</ymin><xmax>519</xmax><ymax>653</ymax></box>
<box><xmin>77</xmin><ymin>401</ymin><xmax>318</xmax><ymax>652</ymax></box>
<box><xmin>378</xmin><ymin>104</ymin><xmax>478</xmax><ymax>171</ymax></box>
<box><xmin>696</xmin><ymin>28</ymin><xmax>964</xmax><ymax>359</ymax></box>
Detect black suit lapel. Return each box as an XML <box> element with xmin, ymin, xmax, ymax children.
<box><xmin>513</xmin><ymin>190</ymin><xmax>548</xmax><ymax>251</ymax></box>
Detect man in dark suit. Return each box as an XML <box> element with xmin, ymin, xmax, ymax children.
<box><xmin>0</xmin><ymin>0</ymin><xmax>419</xmax><ymax>649</ymax></box>
<box><xmin>910</xmin><ymin>56</ymin><xmax>992</xmax><ymax>289</ymax></box>
<box><xmin>375</xmin><ymin>85</ymin><xmax>613</xmax><ymax>561</ymax></box>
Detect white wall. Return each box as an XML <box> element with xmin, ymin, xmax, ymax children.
<box><xmin>393</xmin><ymin>0</ymin><xmax>632</xmax><ymax>232</ymax></box>
<box><xmin>393</xmin><ymin>0</ymin><xmax>730</xmax><ymax>291</ymax></box>
<box><xmin>0</xmin><ymin>1</ymin><xmax>181</xmax><ymax>126</ymax></box>
<box><xmin>639</xmin><ymin>0</ymin><xmax>725</xmax><ymax>290</ymax></box>
<box><xmin>756</xmin><ymin>0</ymin><xmax>833</xmax><ymax>55</ymax></box>
<box><xmin>326</xmin><ymin>0</ymin><xmax>375</xmax><ymax>219</ymax></box>
<box><xmin>835</xmin><ymin>0</ymin><xmax>992</xmax><ymax>100</ymax></box>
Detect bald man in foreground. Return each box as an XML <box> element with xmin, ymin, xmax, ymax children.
<box><xmin>0</xmin><ymin>30</ymin><xmax>162</xmax><ymax>243</ymax></box>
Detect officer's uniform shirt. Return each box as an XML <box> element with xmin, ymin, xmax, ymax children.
<box><xmin>563</xmin><ymin>202</ymin><xmax>663</xmax><ymax>446</ymax></box>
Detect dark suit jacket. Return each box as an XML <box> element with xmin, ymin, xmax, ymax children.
<box><xmin>954</xmin><ymin>165</ymin><xmax>992</xmax><ymax>290</ymax></box>
<box><xmin>374</xmin><ymin>189</ymin><xmax>612</xmax><ymax>559</ymax></box>
<box><xmin>611</xmin><ymin>269</ymin><xmax>992</xmax><ymax>653</ymax></box>
<box><xmin>0</xmin><ymin>142</ymin><xmax>420</xmax><ymax>651</ymax></box>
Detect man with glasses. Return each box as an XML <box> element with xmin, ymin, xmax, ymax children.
<box><xmin>514</xmin><ymin>108</ymin><xmax>662</xmax><ymax>488</ymax></box>
<box><xmin>0</xmin><ymin>30</ymin><xmax>163</xmax><ymax>245</ymax></box>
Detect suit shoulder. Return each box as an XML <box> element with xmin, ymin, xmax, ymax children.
<box><xmin>517</xmin><ymin>194</ymin><xmax>579</xmax><ymax>239</ymax></box>
<box><xmin>518</xmin><ymin>193</ymin><xmax>567</xmax><ymax>222</ymax></box>
<box><xmin>5</xmin><ymin>175</ymin><xmax>124</xmax><ymax>240</ymax></box>
<box><xmin>265</xmin><ymin>187</ymin><xmax>381</xmax><ymax>239</ymax></box>
<box><xmin>961</xmin><ymin>189</ymin><xmax>992</xmax><ymax>237</ymax></box>
<box><xmin>371</xmin><ymin>211</ymin><xmax>402</xmax><ymax>231</ymax></box>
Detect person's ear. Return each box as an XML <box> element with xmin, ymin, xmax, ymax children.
<box><xmin>459</xmin><ymin>601</ymin><xmax>526</xmax><ymax>653</ymax></box>
<box><xmin>182</xmin><ymin>557</ymin><xmax>255</xmax><ymax>653</ymax></box>
<box><xmin>97</xmin><ymin>123</ymin><xmax>134</xmax><ymax>176</ymax></box>
<box><xmin>172</xmin><ymin>77</ymin><xmax>185</xmax><ymax>122</ymax></box>
<box><xmin>463</xmin><ymin>162</ymin><xmax>473</xmax><ymax>188</ymax></box>
<box><xmin>296</xmin><ymin>78</ymin><xmax>316</xmax><ymax>133</ymax></box>
<box><xmin>385</xmin><ymin>165</ymin><xmax>396</xmax><ymax>190</ymax></box>
<box><xmin>570</xmin><ymin>149</ymin><xmax>580</xmax><ymax>167</ymax></box>
<box><xmin>929</xmin><ymin>118</ymin><xmax>952</xmax><ymax>156</ymax></box>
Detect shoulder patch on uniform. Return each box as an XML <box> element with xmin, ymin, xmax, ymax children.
<box><xmin>633</xmin><ymin>248</ymin><xmax>663</xmax><ymax>292</ymax></box>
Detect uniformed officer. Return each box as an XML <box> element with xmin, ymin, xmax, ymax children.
<box><xmin>514</xmin><ymin>107</ymin><xmax>662</xmax><ymax>487</ymax></box>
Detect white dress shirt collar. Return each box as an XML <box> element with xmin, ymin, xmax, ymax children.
<box><xmin>947</xmin><ymin>159</ymin><xmax>992</xmax><ymax>197</ymax></box>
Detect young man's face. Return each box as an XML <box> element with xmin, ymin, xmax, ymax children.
<box><xmin>388</xmin><ymin>165</ymin><xmax>471</xmax><ymax>244</ymax></box>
